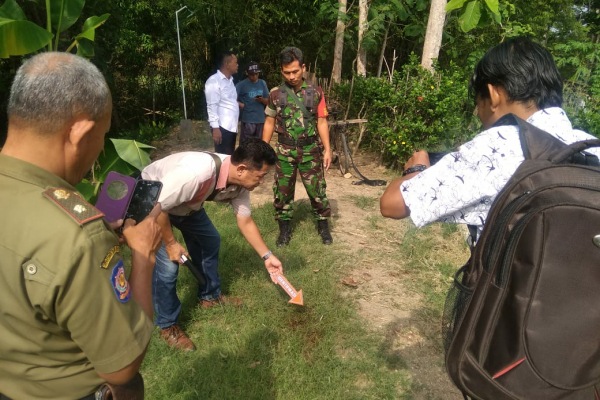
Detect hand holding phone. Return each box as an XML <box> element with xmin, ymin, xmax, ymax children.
<box><xmin>96</xmin><ymin>175</ymin><xmax>162</xmax><ymax>224</ymax></box>
<box><xmin>125</xmin><ymin>180</ymin><xmax>163</xmax><ymax>223</ymax></box>
<box><xmin>95</xmin><ymin>172</ymin><xmax>137</xmax><ymax>223</ymax></box>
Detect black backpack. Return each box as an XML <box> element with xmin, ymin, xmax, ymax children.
<box><xmin>442</xmin><ymin>113</ymin><xmax>600</xmax><ymax>399</ymax></box>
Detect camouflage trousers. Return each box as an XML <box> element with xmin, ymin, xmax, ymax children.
<box><xmin>273</xmin><ymin>143</ymin><xmax>331</xmax><ymax>221</ymax></box>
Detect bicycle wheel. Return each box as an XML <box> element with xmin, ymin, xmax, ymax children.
<box><xmin>332</xmin><ymin>127</ymin><xmax>351</xmax><ymax>175</ymax></box>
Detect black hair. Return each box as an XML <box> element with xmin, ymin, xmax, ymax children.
<box><xmin>217</xmin><ymin>51</ymin><xmax>236</xmax><ymax>69</ymax></box>
<box><xmin>469</xmin><ymin>37</ymin><xmax>563</xmax><ymax>109</ymax></box>
<box><xmin>231</xmin><ymin>137</ymin><xmax>277</xmax><ymax>170</ymax></box>
<box><xmin>280</xmin><ymin>47</ymin><xmax>303</xmax><ymax>66</ymax></box>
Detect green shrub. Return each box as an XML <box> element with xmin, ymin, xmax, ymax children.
<box><xmin>331</xmin><ymin>55</ymin><xmax>477</xmax><ymax>169</ymax></box>
<box><xmin>117</xmin><ymin>120</ymin><xmax>170</xmax><ymax>143</ymax></box>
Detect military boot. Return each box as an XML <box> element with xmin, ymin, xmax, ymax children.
<box><xmin>317</xmin><ymin>220</ymin><xmax>333</xmax><ymax>245</ymax></box>
<box><xmin>276</xmin><ymin>220</ymin><xmax>292</xmax><ymax>247</ymax></box>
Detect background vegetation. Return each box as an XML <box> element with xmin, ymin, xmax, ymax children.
<box><xmin>1</xmin><ymin>0</ymin><xmax>599</xmax><ymax>167</ymax></box>
<box><xmin>2</xmin><ymin>2</ymin><xmax>598</xmax><ymax>398</ymax></box>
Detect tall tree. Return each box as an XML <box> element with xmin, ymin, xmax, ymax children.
<box><xmin>331</xmin><ymin>0</ymin><xmax>347</xmax><ymax>83</ymax></box>
<box><xmin>357</xmin><ymin>0</ymin><xmax>368</xmax><ymax>76</ymax></box>
<box><xmin>421</xmin><ymin>0</ymin><xmax>447</xmax><ymax>71</ymax></box>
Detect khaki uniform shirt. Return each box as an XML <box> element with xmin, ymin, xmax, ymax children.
<box><xmin>0</xmin><ymin>155</ymin><xmax>153</xmax><ymax>400</ymax></box>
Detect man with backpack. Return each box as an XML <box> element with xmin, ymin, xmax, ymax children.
<box><xmin>380</xmin><ymin>36</ymin><xmax>598</xmax><ymax>232</ymax></box>
<box><xmin>380</xmin><ymin>37</ymin><xmax>600</xmax><ymax>399</ymax></box>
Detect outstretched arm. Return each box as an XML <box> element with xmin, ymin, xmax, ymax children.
<box><xmin>236</xmin><ymin>213</ymin><xmax>283</xmax><ymax>282</ymax></box>
<box><xmin>380</xmin><ymin>150</ymin><xmax>430</xmax><ymax>219</ymax></box>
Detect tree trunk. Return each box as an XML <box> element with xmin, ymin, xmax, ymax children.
<box><xmin>421</xmin><ymin>0</ymin><xmax>447</xmax><ymax>72</ymax></box>
<box><xmin>377</xmin><ymin>20</ymin><xmax>390</xmax><ymax>78</ymax></box>
<box><xmin>331</xmin><ymin>0</ymin><xmax>347</xmax><ymax>84</ymax></box>
<box><xmin>357</xmin><ymin>0</ymin><xmax>368</xmax><ymax>77</ymax></box>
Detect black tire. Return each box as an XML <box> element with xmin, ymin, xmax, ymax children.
<box><xmin>332</xmin><ymin>128</ymin><xmax>350</xmax><ymax>175</ymax></box>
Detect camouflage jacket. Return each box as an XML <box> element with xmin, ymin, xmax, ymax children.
<box><xmin>265</xmin><ymin>81</ymin><xmax>328</xmax><ymax>141</ymax></box>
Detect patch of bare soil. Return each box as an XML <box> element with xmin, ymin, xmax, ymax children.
<box><xmin>153</xmin><ymin>121</ymin><xmax>461</xmax><ymax>399</ymax></box>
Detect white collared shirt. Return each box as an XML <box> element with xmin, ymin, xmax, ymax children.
<box><xmin>204</xmin><ymin>70</ymin><xmax>239</xmax><ymax>132</ymax></box>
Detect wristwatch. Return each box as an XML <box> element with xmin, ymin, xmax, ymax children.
<box><xmin>262</xmin><ymin>250</ymin><xmax>273</xmax><ymax>261</ymax></box>
<box><xmin>402</xmin><ymin>164</ymin><xmax>427</xmax><ymax>176</ymax></box>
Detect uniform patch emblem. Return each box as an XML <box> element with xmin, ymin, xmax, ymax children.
<box><xmin>101</xmin><ymin>245</ymin><xmax>120</xmax><ymax>269</ymax></box>
<box><xmin>54</xmin><ymin>189</ymin><xmax>70</xmax><ymax>200</ymax></box>
<box><xmin>73</xmin><ymin>204</ymin><xmax>87</xmax><ymax>214</ymax></box>
<box><xmin>43</xmin><ymin>187</ymin><xmax>103</xmax><ymax>225</ymax></box>
<box><xmin>111</xmin><ymin>260</ymin><xmax>131</xmax><ymax>303</ymax></box>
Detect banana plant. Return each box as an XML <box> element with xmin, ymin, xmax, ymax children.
<box><xmin>1</xmin><ymin>0</ymin><xmax>154</xmax><ymax>202</ymax></box>
<box><xmin>0</xmin><ymin>0</ymin><xmax>109</xmax><ymax>58</ymax></box>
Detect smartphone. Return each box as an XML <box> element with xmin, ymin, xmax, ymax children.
<box><xmin>125</xmin><ymin>179</ymin><xmax>163</xmax><ymax>223</ymax></box>
<box><xmin>95</xmin><ymin>171</ymin><xmax>137</xmax><ymax>223</ymax></box>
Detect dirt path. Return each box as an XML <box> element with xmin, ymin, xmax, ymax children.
<box><xmin>152</xmin><ymin>121</ymin><xmax>461</xmax><ymax>399</ymax></box>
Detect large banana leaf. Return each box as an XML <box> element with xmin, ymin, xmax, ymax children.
<box><xmin>0</xmin><ymin>19</ymin><xmax>53</xmax><ymax>57</ymax></box>
<box><xmin>0</xmin><ymin>0</ymin><xmax>53</xmax><ymax>57</ymax></box>
<box><xmin>50</xmin><ymin>0</ymin><xmax>85</xmax><ymax>34</ymax></box>
<box><xmin>69</xmin><ymin>13</ymin><xmax>110</xmax><ymax>55</ymax></box>
<box><xmin>0</xmin><ymin>0</ymin><xmax>25</xmax><ymax>19</ymax></box>
<box><xmin>458</xmin><ymin>1</ymin><xmax>482</xmax><ymax>32</ymax></box>
<box><xmin>78</xmin><ymin>13</ymin><xmax>109</xmax><ymax>40</ymax></box>
<box><xmin>110</xmin><ymin>139</ymin><xmax>154</xmax><ymax>172</ymax></box>
<box><xmin>94</xmin><ymin>139</ymin><xmax>145</xmax><ymax>182</ymax></box>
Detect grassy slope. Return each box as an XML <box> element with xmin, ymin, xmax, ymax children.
<box><xmin>140</xmin><ymin>198</ymin><xmax>468</xmax><ymax>399</ymax></box>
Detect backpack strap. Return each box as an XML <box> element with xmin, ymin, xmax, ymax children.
<box><xmin>203</xmin><ymin>152</ymin><xmax>222</xmax><ymax>201</ymax></box>
<box><xmin>493</xmin><ymin>113</ymin><xmax>568</xmax><ymax>161</ymax></box>
<box><xmin>493</xmin><ymin>113</ymin><xmax>600</xmax><ymax>165</ymax></box>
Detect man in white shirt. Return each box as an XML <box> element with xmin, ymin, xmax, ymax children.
<box><xmin>380</xmin><ymin>37</ymin><xmax>600</xmax><ymax>233</ymax></box>
<box><xmin>205</xmin><ymin>51</ymin><xmax>241</xmax><ymax>155</ymax></box>
<box><xmin>141</xmin><ymin>138</ymin><xmax>284</xmax><ymax>351</ymax></box>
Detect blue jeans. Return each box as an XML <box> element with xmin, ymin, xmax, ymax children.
<box><xmin>152</xmin><ymin>208</ymin><xmax>221</xmax><ymax>328</ymax></box>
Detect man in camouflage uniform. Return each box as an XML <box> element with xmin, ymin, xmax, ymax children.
<box><xmin>262</xmin><ymin>47</ymin><xmax>333</xmax><ymax>246</ymax></box>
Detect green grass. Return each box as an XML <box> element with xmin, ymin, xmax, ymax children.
<box><xmin>139</xmin><ymin>200</ymin><xmax>468</xmax><ymax>399</ymax></box>
<box><xmin>141</xmin><ymin>202</ymin><xmax>412</xmax><ymax>399</ymax></box>
<box><xmin>349</xmin><ymin>195</ymin><xmax>377</xmax><ymax>210</ymax></box>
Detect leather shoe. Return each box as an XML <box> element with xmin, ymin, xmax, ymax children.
<box><xmin>159</xmin><ymin>325</ymin><xmax>196</xmax><ymax>351</ymax></box>
<box><xmin>199</xmin><ymin>294</ymin><xmax>243</xmax><ymax>309</ymax></box>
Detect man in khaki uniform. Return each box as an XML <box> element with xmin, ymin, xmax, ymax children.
<box><xmin>0</xmin><ymin>52</ymin><xmax>161</xmax><ymax>399</ymax></box>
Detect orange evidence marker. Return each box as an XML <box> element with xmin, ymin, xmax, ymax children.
<box><xmin>275</xmin><ymin>274</ymin><xmax>304</xmax><ymax>306</ymax></box>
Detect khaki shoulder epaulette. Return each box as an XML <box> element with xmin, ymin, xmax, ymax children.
<box><xmin>43</xmin><ymin>187</ymin><xmax>104</xmax><ymax>225</ymax></box>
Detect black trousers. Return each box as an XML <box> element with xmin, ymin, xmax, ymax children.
<box><xmin>214</xmin><ymin>126</ymin><xmax>237</xmax><ymax>155</ymax></box>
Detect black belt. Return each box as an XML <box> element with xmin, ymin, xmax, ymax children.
<box><xmin>278</xmin><ymin>135</ymin><xmax>318</xmax><ymax>147</ymax></box>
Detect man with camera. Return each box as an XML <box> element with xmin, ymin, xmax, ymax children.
<box><xmin>380</xmin><ymin>37</ymin><xmax>600</xmax><ymax>232</ymax></box>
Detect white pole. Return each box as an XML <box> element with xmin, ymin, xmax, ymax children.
<box><xmin>176</xmin><ymin>6</ymin><xmax>188</xmax><ymax>119</ymax></box>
